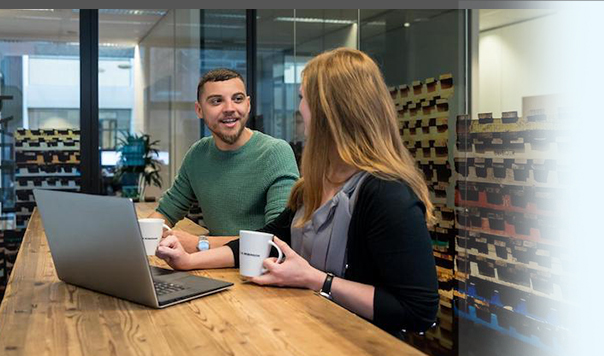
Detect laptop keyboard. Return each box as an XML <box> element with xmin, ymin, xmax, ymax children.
<box><xmin>154</xmin><ymin>281</ymin><xmax>186</xmax><ymax>296</ymax></box>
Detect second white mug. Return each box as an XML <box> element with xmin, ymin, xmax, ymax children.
<box><xmin>239</xmin><ymin>230</ymin><xmax>283</xmax><ymax>277</ymax></box>
<box><xmin>138</xmin><ymin>218</ymin><xmax>171</xmax><ymax>255</ymax></box>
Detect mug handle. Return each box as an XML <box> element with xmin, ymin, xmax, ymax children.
<box><xmin>162</xmin><ymin>224</ymin><xmax>172</xmax><ymax>231</ymax></box>
<box><xmin>261</xmin><ymin>240</ymin><xmax>284</xmax><ymax>274</ymax></box>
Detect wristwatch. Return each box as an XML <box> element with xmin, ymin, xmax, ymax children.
<box><xmin>319</xmin><ymin>272</ymin><xmax>335</xmax><ymax>300</ymax></box>
<box><xmin>197</xmin><ymin>235</ymin><xmax>210</xmax><ymax>251</ymax></box>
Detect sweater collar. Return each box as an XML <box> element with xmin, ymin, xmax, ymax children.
<box><xmin>210</xmin><ymin>130</ymin><xmax>258</xmax><ymax>156</ymax></box>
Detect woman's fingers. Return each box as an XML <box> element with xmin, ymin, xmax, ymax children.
<box><xmin>250</xmin><ymin>273</ymin><xmax>277</xmax><ymax>286</ymax></box>
<box><xmin>272</xmin><ymin>236</ymin><xmax>296</xmax><ymax>258</ymax></box>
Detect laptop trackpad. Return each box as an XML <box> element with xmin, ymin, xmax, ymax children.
<box><xmin>150</xmin><ymin>265</ymin><xmax>188</xmax><ymax>278</ymax></box>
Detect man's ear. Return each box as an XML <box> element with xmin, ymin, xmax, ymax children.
<box><xmin>195</xmin><ymin>101</ymin><xmax>204</xmax><ymax>119</ymax></box>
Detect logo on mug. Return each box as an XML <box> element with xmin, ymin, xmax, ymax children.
<box><xmin>241</xmin><ymin>252</ymin><xmax>261</xmax><ymax>257</ymax></box>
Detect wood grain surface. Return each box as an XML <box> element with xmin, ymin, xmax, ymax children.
<box><xmin>0</xmin><ymin>204</ymin><xmax>425</xmax><ymax>356</ymax></box>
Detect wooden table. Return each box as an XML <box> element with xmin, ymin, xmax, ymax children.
<box><xmin>0</xmin><ymin>204</ymin><xmax>425</xmax><ymax>356</ymax></box>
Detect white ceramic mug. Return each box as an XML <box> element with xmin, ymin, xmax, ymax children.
<box><xmin>138</xmin><ymin>218</ymin><xmax>171</xmax><ymax>255</ymax></box>
<box><xmin>239</xmin><ymin>230</ymin><xmax>284</xmax><ymax>277</ymax></box>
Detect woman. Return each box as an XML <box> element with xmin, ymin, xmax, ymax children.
<box><xmin>157</xmin><ymin>47</ymin><xmax>439</xmax><ymax>334</ymax></box>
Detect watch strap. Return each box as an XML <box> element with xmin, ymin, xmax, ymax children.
<box><xmin>319</xmin><ymin>272</ymin><xmax>335</xmax><ymax>300</ymax></box>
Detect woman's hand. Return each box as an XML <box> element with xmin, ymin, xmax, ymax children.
<box><xmin>162</xmin><ymin>229</ymin><xmax>199</xmax><ymax>254</ymax></box>
<box><xmin>156</xmin><ymin>235</ymin><xmax>193</xmax><ymax>270</ymax></box>
<box><xmin>250</xmin><ymin>237</ymin><xmax>326</xmax><ymax>291</ymax></box>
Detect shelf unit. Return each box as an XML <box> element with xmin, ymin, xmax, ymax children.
<box><xmin>8</xmin><ymin>129</ymin><xmax>81</xmax><ymax>286</ymax></box>
<box><xmin>14</xmin><ymin>129</ymin><xmax>81</xmax><ymax>230</ymax></box>
<box><xmin>0</xmin><ymin>95</ymin><xmax>14</xmax><ymax>298</ymax></box>
<box><xmin>454</xmin><ymin>111</ymin><xmax>569</xmax><ymax>354</ymax></box>
<box><xmin>390</xmin><ymin>74</ymin><xmax>456</xmax><ymax>356</ymax></box>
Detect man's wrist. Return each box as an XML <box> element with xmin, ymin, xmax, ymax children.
<box><xmin>178</xmin><ymin>234</ymin><xmax>195</xmax><ymax>253</ymax></box>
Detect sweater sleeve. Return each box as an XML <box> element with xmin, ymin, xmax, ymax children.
<box><xmin>226</xmin><ymin>208</ymin><xmax>295</xmax><ymax>268</ymax></box>
<box><xmin>357</xmin><ymin>179</ymin><xmax>439</xmax><ymax>333</ymax></box>
<box><xmin>156</xmin><ymin>146</ymin><xmax>197</xmax><ymax>226</ymax></box>
<box><xmin>263</xmin><ymin>141</ymin><xmax>300</xmax><ymax>224</ymax></box>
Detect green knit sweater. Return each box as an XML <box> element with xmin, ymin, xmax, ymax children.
<box><xmin>156</xmin><ymin>131</ymin><xmax>300</xmax><ymax>236</ymax></box>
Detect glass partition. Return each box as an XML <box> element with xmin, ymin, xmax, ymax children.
<box><xmin>458</xmin><ymin>10</ymin><xmax>567</xmax><ymax>356</ymax></box>
<box><xmin>255</xmin><ymin>9</ymin><xmax>295</xmax><ymax>140</ymax></box>
<box><xmin>256</xmin><ymin>9</ymin><xmax>359</xmax><ymax>163</ymax></box>
<box><xmin>360</xmin><ymin>9</ymin><xmax>466</xmax><ymax>356</ymax></box>
<box><xmin>0</xmin><ymin>8</ymin><xmax>81</xmax><ymax>298</ymax></box>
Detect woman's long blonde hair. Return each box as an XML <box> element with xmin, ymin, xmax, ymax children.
<box><xmin>289</xmin><ymin>47</ymin><xmax>434</xmax><ymax>226</ymax></box>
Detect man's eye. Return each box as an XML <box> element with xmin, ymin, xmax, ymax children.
<box><xmin>210</xmin><ymin>98</ymin><xmax>221</xmax><ymax>105</ymax></box>
<box><xmin>233</xmin><ymin>96</ymin><xmax>244</xmax><ymax>103</ymax></box>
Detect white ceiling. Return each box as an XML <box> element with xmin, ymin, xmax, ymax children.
<box><xmin>0</xmin><ymin>9</ymin><xmax>558</xmax><ymax>46</ymax></box>
<box><xmin>479</xmin><ymin>9</ymin><xmax>556</xmax><ymax>32</ymax></box>
<box><xmin>0</xmin><ymin>9</ymin><xmax>166</xmax><ymax>46</ymax></box>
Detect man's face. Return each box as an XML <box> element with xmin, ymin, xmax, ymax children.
<box><xmin>195</xmin><ymin>78</ymin><xmax>250</xmax><ymax>146</ymax></box>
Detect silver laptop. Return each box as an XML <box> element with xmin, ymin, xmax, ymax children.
<box><xmin>33</xmin><ymin>189</ymin><xmax>233</xmax><ymax>308</ymax></box>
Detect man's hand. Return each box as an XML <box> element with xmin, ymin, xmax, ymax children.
<box><xmin>250</xmin><ymin>237</ymin><xmax>325</xmax><ymax>290</ymax></box>
<box><xmin>161</xmin><ymin>229</ymin><xmax>199</xmax><ymax>253</ymax></box>
<box><xmin>156</xmin><ymin>235</ymin><xmax>192</xmax><ymax>270</ymax></box>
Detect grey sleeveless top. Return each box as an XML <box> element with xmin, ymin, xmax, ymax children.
<box><xmin>290</xmin><ymin>171</ymin><xmax>370</xmax><ymax>277</ymax></box>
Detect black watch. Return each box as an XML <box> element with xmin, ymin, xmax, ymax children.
<box><xmin>319</xmin><ymin>272</ymin><xmax>335</xmax><ymax>300</ymax></box>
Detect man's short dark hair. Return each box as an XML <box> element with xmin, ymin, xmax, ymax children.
<box><xmin>196</xmin><ymin>68</ymin><xmax>245</xmax><ymax>102</ymax></box>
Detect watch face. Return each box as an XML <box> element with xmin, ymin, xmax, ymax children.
<box><xmin>197</xmin><ymin>240</ymin><xmax>210</xmax><ymax>251</ymax></box>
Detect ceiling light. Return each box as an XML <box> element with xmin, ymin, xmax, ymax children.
<box><xmin>100</xmin><ymin>43</ymin><xmax>133</xmax><ymax>48</ymax></box>
<box><xmin>275</xmin><ymin>17</ymin><xmax>356</xmax><ymax>25</ymax></box>
<box><xmin>365</xmin><ymin>21</ymin><xmax>386</xmax><ymax>26</ymax></box>
<box><xmin>404</xmin><ymin>22</ymin><xmax>410</xmax><ymax>28</ymax></box>
<box><xmin>78</xmin><ymin>9</ymin><xmax>167</xmax><ymax>16</ymax></box>
<box><xmin>206</xmin><ymin>13</ymin><xmax>246</xmax><ymax>20</ymax></box>
<box><xmin>17</xmin><ymin>9</ymin><xmax>55</xmax><ymax>12</ymax></box>
<box><xmin>201</xmin><ymin>24</ymin><xmax>245</xmax><ymax>30</ymax></box>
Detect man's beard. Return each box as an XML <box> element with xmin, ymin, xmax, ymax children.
<box><xmin>209</xmin><ymin>120</ymin><xmax>247</xmax><ymax>145</ymax></box>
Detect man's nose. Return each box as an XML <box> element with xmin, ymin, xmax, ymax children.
<box><xmin>223</xmin><ymin>99</ymin><xmax>236</xmax><ymax>113</ymax></box>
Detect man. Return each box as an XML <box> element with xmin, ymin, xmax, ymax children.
<box><xmin>149</xmin><ymin>68</ymin><xmax>299</xmax><ymax>253</ymax></box>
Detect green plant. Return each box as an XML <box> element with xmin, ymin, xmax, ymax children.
<box><xmin>113</xmin><ymin>132</ymin><xmax>162</xmax><ymax>200</ymax></box>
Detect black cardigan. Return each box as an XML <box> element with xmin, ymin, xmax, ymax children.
<box><xmin>226</xmin><ymin>175</ymin><xmax>439</xmax><ymax>334</ymax></box>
